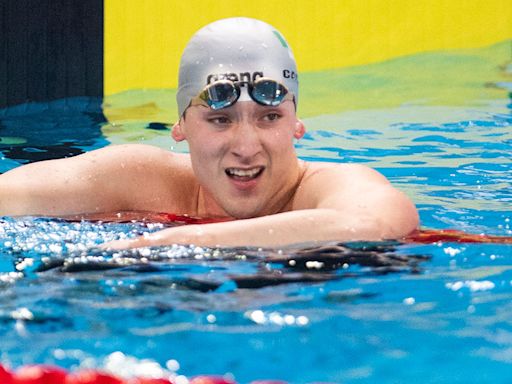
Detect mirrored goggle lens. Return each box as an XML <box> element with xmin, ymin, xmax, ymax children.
<box><xmin>201</xmin><ymin>82</ymin><xmax>239</xmax><ymax>110</ymax></box>
<box><xmin>251</xmin><ymin>80</ymin><xmax>288</xmax><ymax>106</ymax></box>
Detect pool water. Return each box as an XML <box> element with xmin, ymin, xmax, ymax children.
<box><xmin>0</xmin><ymin>42</ymin><xmax>511</xmax><ymax>383</ymax></box>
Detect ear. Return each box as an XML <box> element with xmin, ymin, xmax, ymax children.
<box><xmin>293</xmin><ymin>119</ymin><xmax>306</xmax><ymax>139</ymax></box>
<box><xmin>172</xmin><ymin>121</ymin><xmax>186</xmax><ymax>142</ymax></box>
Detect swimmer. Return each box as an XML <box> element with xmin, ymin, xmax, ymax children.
<box><xmin>0</xmin><ymin>17</ymin><xmax>418</xmax><ymax>248</ymax></box>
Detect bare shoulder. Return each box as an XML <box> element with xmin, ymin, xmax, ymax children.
<box><xmin>300</xmin><ymin>162</ymin><xmax>390</xmax><ymax>190</ymax></box>
<box><xmin>294</xmin><ymin>161</ymin><xmax>413</xmax><ymax>211</ymax></box>
<box><xmin>81</xmin><ymin>145</ymin><xmax>198</xmax><ymax>213</ymax></box>
<box><xmin>290</xmin><ymin>161</ymin><xmax>419</xmax><ymax>239</ymax></box>
<box><xmin>0</xmin><ymin>144</ymin><xmax>196</xmax><ymax>216</ymax></box>
<box><xmin>78</xmin><ymin>144</ymin><xmax>188</xmax><ymax>167</ymax></box>
<box><xmin>65</xmin><ymin>144</ymin><xmax>193</xmax><ymax>180</ymax></box>
<box><xmin>1</xmin><ymin>143</ymin><xmax>192</xmax><ymax>181</ymax></box>
<box><xmin>293</xmin><ymin>161</ymin><xmax>419</xmax><ymax>236</ymax></box>
<box><xmin>79</xmin><ymin>144</ymin><xmax>196</xmax><ymax>211</ymax></box>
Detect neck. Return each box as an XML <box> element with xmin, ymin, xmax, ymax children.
<box><xmin>265</xmin><ymin>159</ymin><xmax>307</xmax><ymax>214</ymax></box>
<box><xmin>196</xmin><ymin>187</ymin><xmax>232</xmax><ymax>219</ymax></box>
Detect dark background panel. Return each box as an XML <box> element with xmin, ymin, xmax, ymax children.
<box><xmin>0</xmin><ymin>1</ymin><xmax>7</xmax><ymax>107</ymax></box>
<box><xmin>5</xmin><ymin>0</ymin><xmax>29</xmax><ymax>105</ymax></box>
<box><xmin>28</xmin><ymin>0</ymin><xmax>49</xmax><ymax>101</ymax></box>
<box><xmin>83</xmin><ymin>2</ymin><xmax>104</xmax><ymax>97</ymax></box>
<box><xmin>0</xmin><ymin>0</ymin><xmax>103</xmax><ymax>108</ymax></box>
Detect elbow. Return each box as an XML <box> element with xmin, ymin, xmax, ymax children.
<box><xmin>326</xmin><ymin>192</ymin><xmax>420</xmax><ymax>242</ymax></box>
<box><xmin>381</xmin><ymin>194</ymin><xmax>420</xmax><ymax>240</ymax></box>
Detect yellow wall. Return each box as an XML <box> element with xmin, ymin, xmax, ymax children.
<box><xmin>105</xmin><ymin>0</ymin><xmax>512</xmax><ymax>95</ymax></box>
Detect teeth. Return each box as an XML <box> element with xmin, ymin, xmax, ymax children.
<box><xmin>227</xmin><ymin>167</ymin><xmax>262</xmax><ymax>178</ymax></box>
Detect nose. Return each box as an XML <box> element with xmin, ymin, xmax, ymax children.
<box><xmin>229</xmin><ymin>120</ymin><xmax>262</xmax><ymax>160</ymax></box>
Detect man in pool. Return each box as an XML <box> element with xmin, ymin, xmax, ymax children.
<box><xmin>0</xmin><ymin>17</ymin><xmax>418</xmax><ymax>248</ymax></box>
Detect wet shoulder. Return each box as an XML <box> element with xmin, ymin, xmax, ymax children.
<box><xmin>301</xmin><ymin>162</ymin><xmax>388</xmax><ymax>184</ymax></box>
<box><xmin>85</xmin><ymin>144</ymin><xmax>198</xmax><ymax>212</ymax></box>
<box><xmin>89</xmin><ymin>143</ymin><xmax>182</xmax><ymax>162</ymax></box>
<box><xmin>292</xmin><ymin>162</ymin><xmax>389</xmax><ymax>210</ymax></box>
<box><xmin>83</xmin><ymin>144</ymin><xmax>191</xmax><ymax>172</ymax></box>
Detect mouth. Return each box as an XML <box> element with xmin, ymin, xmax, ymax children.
<box><xmin>225</xmin><ymin>166</ymin><xmax>265</xmax><ymax>181</ymax></box>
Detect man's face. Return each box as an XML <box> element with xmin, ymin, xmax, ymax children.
<box><xmin>173</xmin><ymin>100</ymin><xmax>305</xmax><ymax>218</ymax></box>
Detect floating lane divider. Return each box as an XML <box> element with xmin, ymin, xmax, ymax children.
<box><xmin>404</xmin><ymin>229</ymin><xmax>512</xmax><ymax>244</ymax></box>
<box><xmin>0</xmin><ymin>364</ymin><xmax>289</xmax><ymax>384</ymax></box>
<box><xmin>69</xmin><ymin>211</ymin><xmax>512</xmax><ymax>245</ymax></box>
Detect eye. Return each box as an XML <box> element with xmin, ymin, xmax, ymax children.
<box><xmin>262</xmin><ymin>112</ymin><xmax>281</xmax><ymax>122</ymax></box>
<box><xmin>208</xmin><ymin>116</ymin><xmax>231</xmax><ymax>125</ymax></box>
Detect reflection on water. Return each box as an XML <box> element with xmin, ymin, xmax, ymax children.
<box><xmin>0</xmin><ymin>98</ymin><xmax>108</xmax><ymax>171</ymax></box>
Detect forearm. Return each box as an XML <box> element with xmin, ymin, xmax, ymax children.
<box><xmin>108</xmin><ymin>208</ymin><xmax>409</xmax><ymax>249</ymax></box>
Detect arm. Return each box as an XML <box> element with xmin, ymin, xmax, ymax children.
<box><xmin>0</xmin><ymin>144</ymin><xmax>182</xmax><ymax>216</ymax></box>
<box><xmin>106</xmin><ymin>164</ymin><xmax>419</xmax><ymax>248</ymax></box>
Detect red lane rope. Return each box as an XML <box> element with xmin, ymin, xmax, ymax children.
<box><xmin>0</xmin><ymin>363</ymin><xmax>283</xmax><ymax>384</ymax></box>
<box><xmin>150</xmin><ymin>213</ymin><xmax>233</xmax><ymax>225</ymax></box>
<box><xmin>65</xmin><ymin>211</ymin><xmax>233</xmax><ymax>225</ymax></box>
<box><xmin>404</xmin><ymin>229</ymin><xmax>512</xmax><ymax>244</ymax></box>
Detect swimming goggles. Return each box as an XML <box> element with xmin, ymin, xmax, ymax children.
<box><xmin>190</xmin><ymin>77</ymin><xmax>294</xmax><ymax>110</ymax></box>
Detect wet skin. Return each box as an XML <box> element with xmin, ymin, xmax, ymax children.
<box><xmin>0</xmin><ymin>99</ymin><xmax>419</xmax><ymax>248</ymax></box>
<box><xmin>172</xmin><ymin>99</ymin><xmax>306</xmax><ymax>219</ymax></box>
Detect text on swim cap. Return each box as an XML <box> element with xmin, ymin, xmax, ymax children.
<box><xmin>206</xmin><ymin>72</ymin><xmax>264</xmax><ymax>84</ymax></box>
<box><xmin>283</xmin><ymin>69</ymin><xmax>297</xmax><ymax>80</ymax></box>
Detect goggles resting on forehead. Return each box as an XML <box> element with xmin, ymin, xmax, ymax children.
<box><xmin>190</xmin><ymin>77</ymin><xmax>294</xmax><ymax>111</ymax></box>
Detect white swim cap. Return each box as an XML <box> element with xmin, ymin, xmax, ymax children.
<box><xmin>177</xmin><ymin>17</ymin><xmax>298</xmax><ymax>117</ymax></box>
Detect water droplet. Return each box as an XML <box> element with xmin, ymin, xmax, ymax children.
<box><xmin>403</xmin><ymin>297</ymin><xmax>415</xmax><ymax>305</ymax></box>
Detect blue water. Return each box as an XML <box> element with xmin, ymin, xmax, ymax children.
<box><xmin>0</xmin><ymin>88</ymin><xmax>511</xmax><ymax>381</ymax></box>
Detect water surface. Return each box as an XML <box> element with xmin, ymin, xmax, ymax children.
<box><xmin>0</xmin><ymin>41</ymin><xmax>511</xmax><ymax>383</ymax></box>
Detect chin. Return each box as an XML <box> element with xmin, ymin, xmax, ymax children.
<box><xmin>228</xmin><ymin>211</ymin><xmax>257</xmax><ymax>220</ymax></box>
<box><xmin>223</xmin><ymin>205</ymin><xmax>262</xmax><ymax>220</ymax></box>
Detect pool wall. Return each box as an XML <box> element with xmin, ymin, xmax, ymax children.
<box><xmin>1</xmin><ymin>0</ymin><xmax>511</xmax><ymax>109</ymax></box>
<box><xmin>104</xmin><ymin>0</ymin><xmax>512</xmax><ymax>94</ymax></box>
